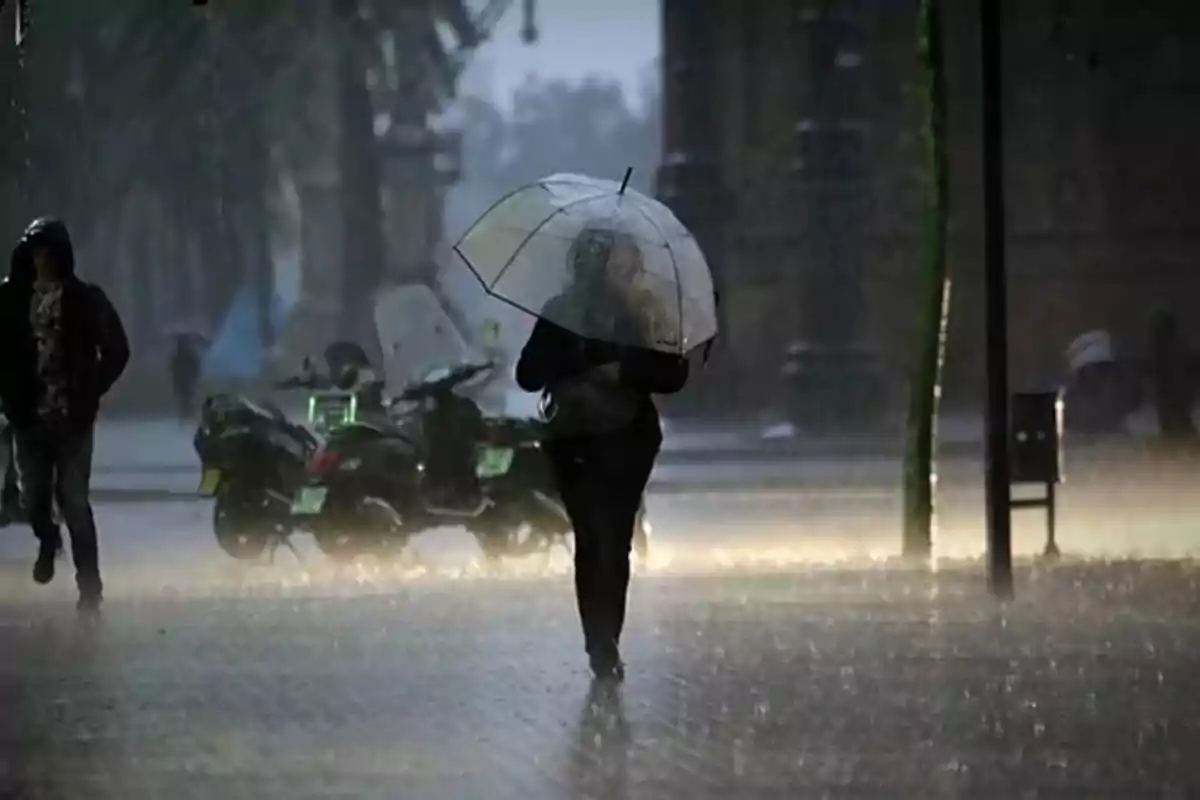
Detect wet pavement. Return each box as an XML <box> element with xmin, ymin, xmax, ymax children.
<box><xmin>2</xmin><ymin>490</ymin><xmax>1200</xmax><ymax>798</ymax></box>
<box><xmin>2</xmin><ymin>418</ymin><xmax>1199</xmax><ymax>797</ymax></box>
<box><xmin>2</xmin><ymin>560</ymin><xmax>1199</xmax><ymax>798</ymax></box>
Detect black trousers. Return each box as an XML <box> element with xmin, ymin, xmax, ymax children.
<box><xmin>547</xmin><ymin>428</ymin><xmax>659</xmax><ymax>664</ymax></box>
<box><xmin>14</xmin><ymin>425</ymin><xmax>101</xmax><ymax>596</ymax></box>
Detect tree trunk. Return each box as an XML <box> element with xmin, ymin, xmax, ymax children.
<box><xmin>334</xmin><ymin>0</ymin><xmax>384</xmax><ymax>344</ymax></box>
<box><xmin>127</xmin><ymin>193</ymin><xmax>157</xmax><ymax>352</ymax></box>
<box><xmin>902</xmin><ymin>0</ymin><xmax>951</xmax><ymax>559</ymax></box>
<box><xmin>198</xmin><ymin>13</ymin><xmax>240</xmax><ymax>334</ymax></box>
<box><xmin>242</xmin><ymin>97</ymin><xmax>276</xmax><ymax>351</ymax></box>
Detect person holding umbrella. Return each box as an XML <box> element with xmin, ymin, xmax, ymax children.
<box><xmin>453</xmin><ymin>171</ymin><xmax>719</xmax><ymax>682</ymax></box>
<box><xmin>516</xmin><ymin>227</ymin><xmax>686</xmax><ymax>680</ymax></box>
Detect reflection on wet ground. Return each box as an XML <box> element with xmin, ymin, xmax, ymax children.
<box><xmin>1</xmin><ymin>559</ymin><xmax>1198</xmax><ymax>798</ymax></box>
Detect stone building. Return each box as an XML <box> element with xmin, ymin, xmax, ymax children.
<box><xmin>658</xmin><ymin>0</ymin><xmax>1200</xmax><ymax>413</ymax></box>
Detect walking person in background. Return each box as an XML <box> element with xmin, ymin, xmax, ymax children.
<box><xmin>0</xmin><ymin>217</ymin><xmax>130</xmax><ymax>613</ymax></box>
<box><xmin>170</xmin><ymin>332</ymin><xmax>202</xmax><ymax>421</ymax></box>
<box><xmin>516</xmin><ymin>228</ymin><xmax>689</xmax><ymax>683</ymax></box>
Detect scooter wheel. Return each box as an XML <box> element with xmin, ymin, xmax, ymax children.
<box><xmin>313</xmin><ymin>530</ymin><xmax>376</xmax><ymax>563</ymax></box>
<box><xmin>313</xmin><ymin>500</ymin><xmax>405</xmax><ymax>563</ymax></box>
<box><xmin>213</xmin><ymin>502</ymin><xmax>271</xmax><ymax>560</ymax></box>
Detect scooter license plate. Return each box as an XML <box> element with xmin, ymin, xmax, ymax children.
<box><xmin>197</xmin><ymin>469</ymin><xmax>222</xmax><ymax>497</ymax></box>
<box><xmin>291</xmin><ymin>485</ymin><xmax>329</xmax><ymax>515</ymax></box>
<box><xmin>476</xmin><ymin>446</ymin><xmax>515</xmax><ymax>479</ymax></box>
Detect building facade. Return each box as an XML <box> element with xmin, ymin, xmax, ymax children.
<box><xmin>659</xmin><ymin>0</ymin><xmax>1200</xmax><ymax>412</ymax></box>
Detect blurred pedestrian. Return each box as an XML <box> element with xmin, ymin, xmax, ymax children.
<box><xmin>0</xmin><ymin>217</ymin><xmax>129</xmax><ymax>613</ymax></box>
<box><xmin>170</xmin><ymin>333</ymin><xmax>202</xmax><ymax>421</ymax></box>
<box><xmin>1149</xmin><ymin>310</ymin><xmax>1197</xmax><ymax>443</ymax></box>
<box><xmin>516</xmin><ymin>228</ymin><xmax>689</xmax><ymax>682</ymax></box>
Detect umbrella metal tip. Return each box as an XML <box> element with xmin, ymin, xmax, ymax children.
<box><xmin>619</xmin><ymin>167</ymin><xmax>633</xmax><ymax>196</ymax></box>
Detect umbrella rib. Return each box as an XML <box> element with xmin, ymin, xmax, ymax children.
<box><xmin>452</xmin><ymin>183</ymin><xmax>549</xmax><ymax>249</ymax></box>
<box><xmin>487</xmin><ymin>191</ymin><xmax>611</xmax><ymax>291</ymax></box>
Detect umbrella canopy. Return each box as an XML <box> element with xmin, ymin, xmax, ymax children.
<box><xmin>452</xmin><ymin>172</ymin><xmax>717</xmax><ymax>355</ymax></box>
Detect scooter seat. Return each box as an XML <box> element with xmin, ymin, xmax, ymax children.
<box><xmin>348</xmin><ymin>418</ymin><xmax>412</xmax><ymax>439</ymax></box>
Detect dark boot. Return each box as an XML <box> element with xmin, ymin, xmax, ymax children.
<box><xmin>76</xmin><ymin>590</ymin><xmax>102</xmax><ymax>616</ymax></box>
<box><xmin>67</xmin><ymin>516</ymin><xmax>103</xmax><ymax>609</ymax></box>
<box><xmin>33</xmin><ymin>534</ymin><xmax>61</xmax><ymax>585</ymax></box>
<box><xmin>588</xmin><ymin>639</ymin><xmax>625</xmax><ymax>683</ymax></box>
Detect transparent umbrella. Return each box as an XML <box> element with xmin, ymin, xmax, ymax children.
<box><xmin>451</xmin><ymin>171</ymin><xmax>718</xmax><ymax>355</ymax></box>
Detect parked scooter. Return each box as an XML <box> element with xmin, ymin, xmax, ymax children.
<box><xmin>194</xmin><ymin>393</ymin><xmax>319</xmax><ymax>559</ymax></box>
<box><xmin>289</xmin><ymin>362</ymin><xmax>491</xmax><ymax>561</ymax></box>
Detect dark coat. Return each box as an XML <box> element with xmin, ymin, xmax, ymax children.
<box><xmin>515</xmin><ymin>292</ymin><xmax>689</xmax><ymax>446</ymax></box>
<box><xmin>0</xmin><ymin>218</ymin><xmax>130</xmax><ymax>432</ymax></box>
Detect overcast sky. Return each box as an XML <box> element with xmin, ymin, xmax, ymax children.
<box><xmin>460</xmin><ymin>0</ymin><xmax>660</xmax><ymax>107</ymax></box>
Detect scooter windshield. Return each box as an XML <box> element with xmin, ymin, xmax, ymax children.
<box><xmin>373</xmin><ymin>284</ymin><xmax>475</xmax><ymax>396</ymax></box>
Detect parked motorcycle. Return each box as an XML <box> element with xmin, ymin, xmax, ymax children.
<box><xmin>194</xmin><ymin>393</ymin><xmax>319</xmax><ymax>559</ymax></box>
<box><xmin>469</xmin><ymin>416</ymin><xmax>652</xmax><ymax>565</ymax></box>
<box><xmin>291</xmin><ymin>361</ymin><xmax>652</xmax><ymax>565</ymax></box>
<box><xmin>289</xmin><ymin>362</ymin><xmax>486</xmax><ymax>561</ymax></box>
<box><xmin>469</xmin><ymin>414</ymin><xmax>570</xmax><ymax>562</ymax></box>
<box><xmin>471</xmin><ymin>415</ymin><xmax>653</xmax><ymax>566</ymax></box>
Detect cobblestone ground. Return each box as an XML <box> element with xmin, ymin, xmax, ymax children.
<box><xmin>2</xmin><ymin>510</ymin><xmax>1200</xmax><ymax>800</ymax></box>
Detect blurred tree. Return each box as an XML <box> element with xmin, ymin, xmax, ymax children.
<box><xmin>0</xmin><ymin>0</ymin><xmax>549</xmax><ymax>360</ymax></box>
<box><xmin>472</xmin><ymin>73</ymin><xmax>660</xmax><ymax>193</ymax></box>
<box><xmin>902</xmin><ymin>0</ymin><xmax>950</xmax><ymax>559</ymax></box>
<box><xmin>333</xmin><ymin>0</ymin><xmax>384</xmax><ymax>344</ymax></box>
<box><xmin>0</xmin><ymin>1</ymin><xmax>305</xmax><ymax>343</ymax></box>
<box><xmin>452</xmin><ymin>92</ymin><xmax>507</xmax><ymax>189</ymax></box>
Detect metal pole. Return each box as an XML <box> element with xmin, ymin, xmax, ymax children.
<box><xmin>15</xmin><ymin>0</ymin><xmax>29</xmax><ymax>46</ymax></box>
<box><xmin>1044</xmin><ymin>481</ymin><xmax>1059</xmax><ymax>558</ymax></box>
<box><xmin>980</xmin><ymin>0</ymin><xmax>1013</xmax><ymax>598</ymax></box>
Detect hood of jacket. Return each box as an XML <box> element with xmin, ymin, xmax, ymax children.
<box><xmin>8</xmin><ymin>217</ymin><xmax>77</xmax><ymax>286</ymax></box>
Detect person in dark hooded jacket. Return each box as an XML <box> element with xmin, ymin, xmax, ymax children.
<box><xmin>516</xmin><ymin>227</ymin><xmax>689</xmax><ymax>682</ymax></box>
<box><xmin>0</xmin><ymin>217</ymin><xmax>129</xmax><ymax>612</ymax></box>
